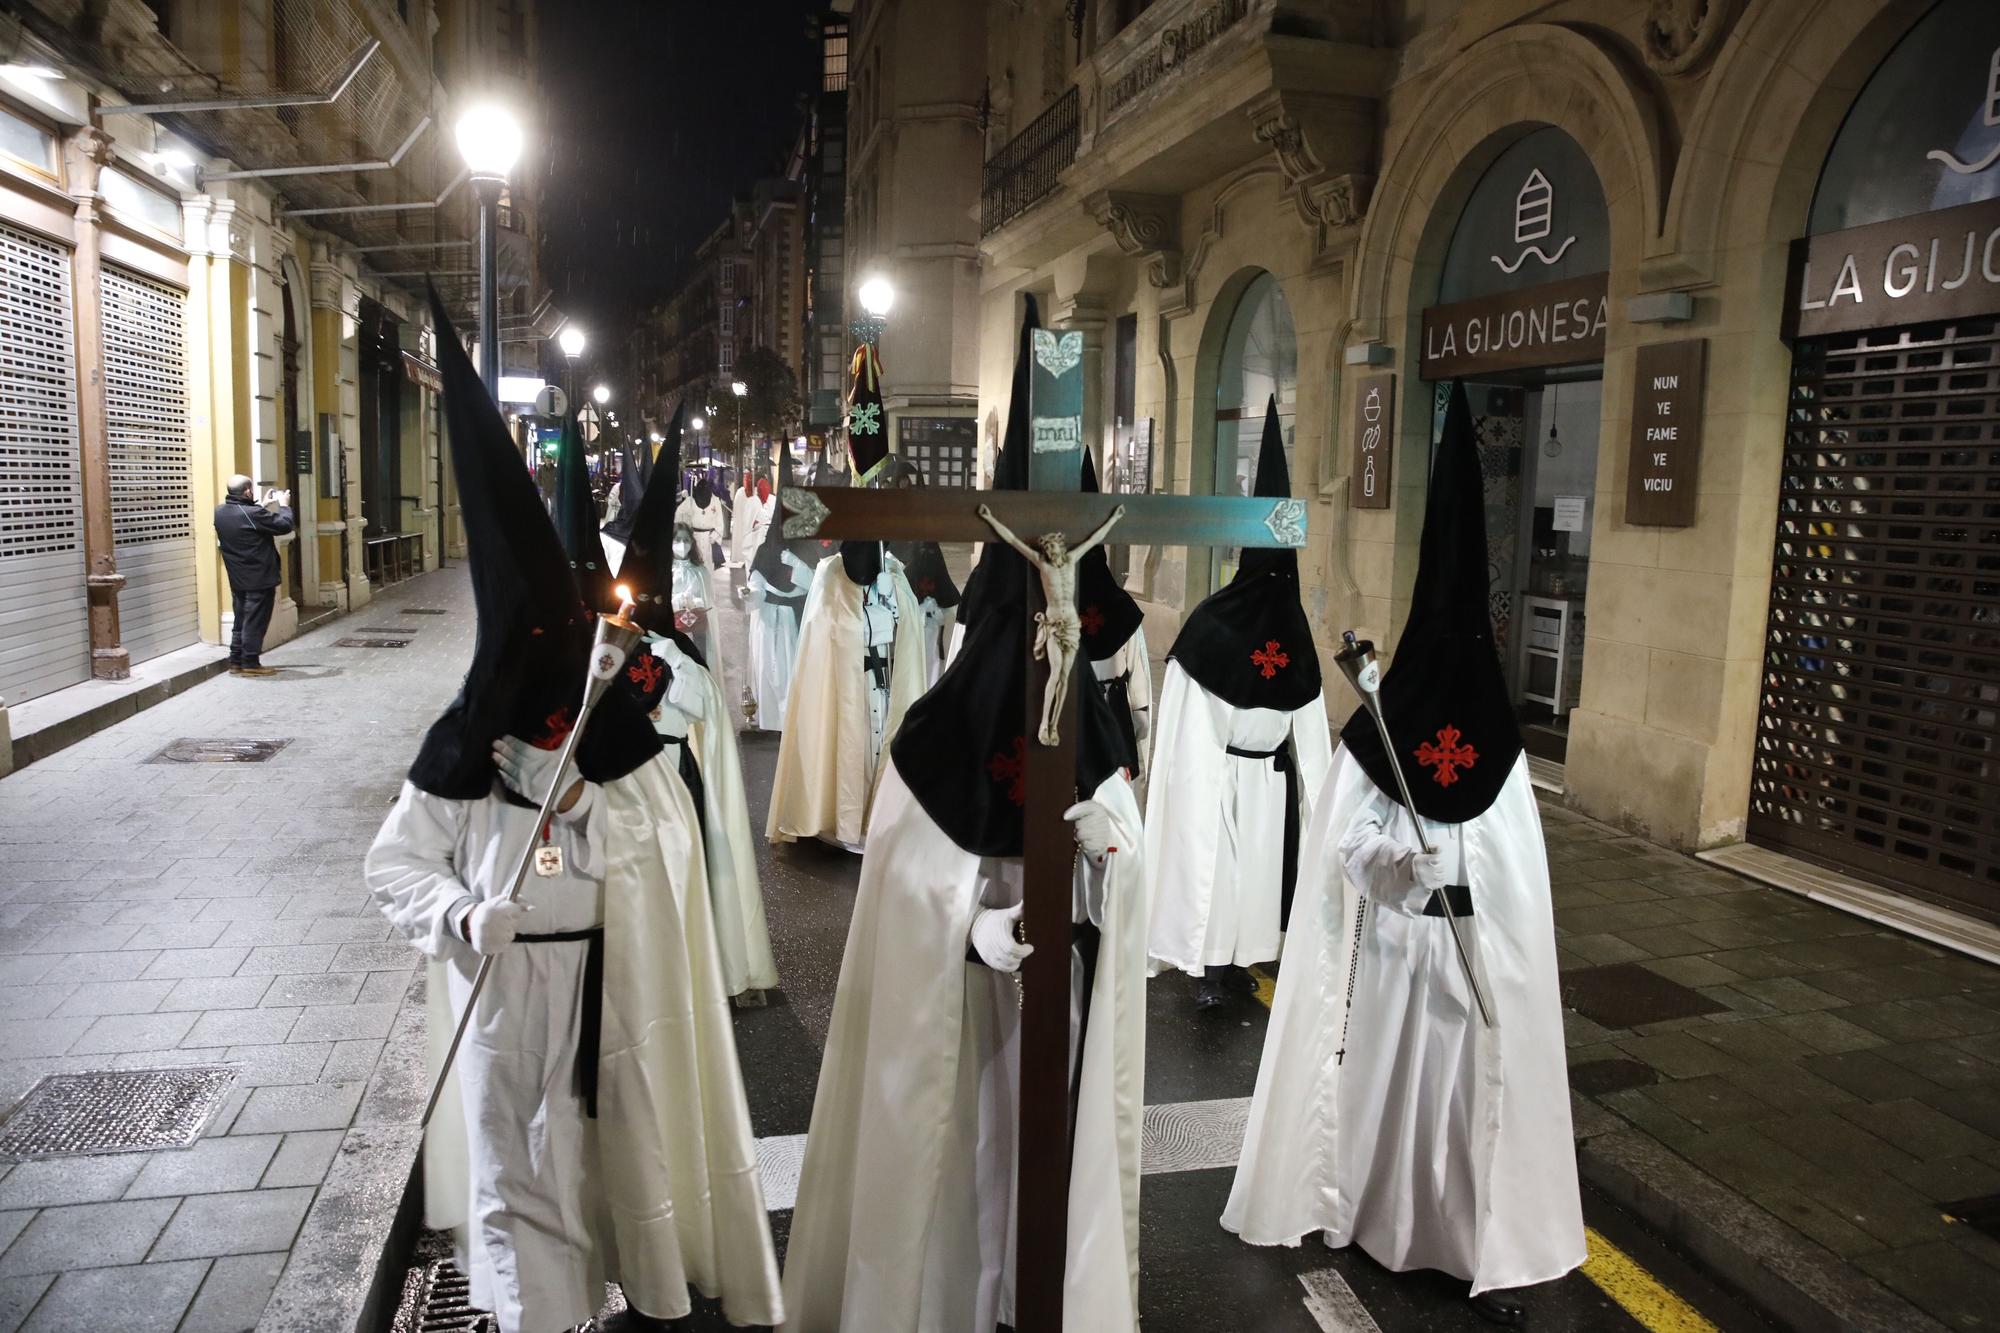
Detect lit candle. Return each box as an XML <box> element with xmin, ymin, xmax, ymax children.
<box><xmin>613</xmin><ymin>584</ymin><xmax>637</xmax><ymax>624</ymax></box>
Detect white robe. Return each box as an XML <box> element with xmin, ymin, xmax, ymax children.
<box><xmin>746</xmin><ymin>551</ymin><xmax>810</xmax><ymax>731</ymax></box>
<box><xmin>1144</xmin><ymin>662</ymin><xmax>1334</xmax><ymax>974</ymax></box>
<box><xmin>765</xmin><ymin>555</ymin><xmax>925</xmax><ymax>850</ymax></box>
<box><xmin>647</xmin><ymin>634</ymin><xmax>779</xmax><ymax>995</ymax></box>
<box><xmin>780</xmin><ymin>760</ymin><xmax>1147</xmax><ymax>1333</ymax></box>
<box><xmin>366</xmin><ymin>760</ymin><xmax>782</xmax><ymax>1331</ymax></box>
<box><xmin>733</xmin><ymin>490</ymin><xmax>775</xmax><ymax>566</ymax></box>
<box><xmin>1222</xmin><ymin>751</ymin><xmax>1585</xmax><ymax>1295</ymax></box>
<box><xmin>675</xmin><ymin>494</ymin><xmax>729</xmax><ymax>567</ymax></box>
<box><xmin>671</xmin><ymin>556</ymin><xmax>725</xmax><ymax>675</ymax></box>
<box><xmin>1089</xmin><ymin>631</ymin><xmax>1153</xmax><ymax>779</ymax></box>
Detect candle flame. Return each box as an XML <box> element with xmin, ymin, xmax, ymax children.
<box><xmin>615</xmin><ymin>584</ymin><xmax>631</xmax><ymax>604</ymax></box>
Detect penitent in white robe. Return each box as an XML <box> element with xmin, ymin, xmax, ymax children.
<box><xmin>1144</xmin><ymin>661</ymin><xmax>1333</xmax><ymax>975</ymax></box>
<box><xmin>780</xmin><ymin>761</ymin><xmax>1147</xmax><ymax>1333</ymax></box>
<box><xmin>647</xmin><ymin>633</ymin><xmax>778</xmax><ymax>995</ymax></box>
<box><xmin>366</xmin><ymin>759</ymin><xmax>782</xmax><ymax>1332</ymax></box>
<box><xmin>765</xmin><ymin>556</ymin><xmax>924</xmax><ymax>851</ymax></box>
<box><xmin>675</xmin><ymin>494</ymin><xmax>729</xmax><ymax>568</ymax></box>
<box><xmin>746</xmin><ymin>549</ymin><xmax>811</xmax><ymax>731</ymax></box>
<box><xmin>1089</xmin><ymin>630</ymin><xmax>1154</xmax><ymax>781</ymax></box>
<box><xmin>1222</xmin><ymin>751</ymin><xmax>1584</xmax><ymax>1295</ymax></box>
<box><xmin>671</xmin><ymin>556</ymin><xmax>725</xmax><ymax>675</ymax></box>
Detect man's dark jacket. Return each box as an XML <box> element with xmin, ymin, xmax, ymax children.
<box><xmin>214</xmin><ymin>494</ymin><xmax>296</xmax><ymax>590</ymax></box>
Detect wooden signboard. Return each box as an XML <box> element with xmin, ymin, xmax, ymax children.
<box><xmin>1350</xmin><ymin>371</ymin><xmax>1393</xmax><ymax>509</ymax></box>
<box><xmin>1419</xmin><ymin>272</ymin><xmax>1609</xmax><ymax>380</ymax></box>
<box><xmin>1624</xmin><ymin>338</ymin><xmax>1704</xmax><ymax>527</ymax></box>
<box><xmin>1787</xmin><ymin>196</ymin><xmax>2000</xmax><ymax>340</ymax></box>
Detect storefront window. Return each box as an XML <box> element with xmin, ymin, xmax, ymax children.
<box><xmin>1437</xmin><ymin>126</ymin><xmax>1607</xmax><ymax>304</ymax></box>
<box><xmin>1212</xmin><ymin>271</ymin><xmax>1295</xmax><ymax>584</ymax></box>
<box><xmin>1808</xmin><ymin>0</ymin><xmax>2000</xmax><ymax>233</ymax></box>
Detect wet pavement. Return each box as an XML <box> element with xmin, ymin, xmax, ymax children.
<box><xmin>2</xmin><ymin>558</ymin><xmax>1973</xmax><ymax>1331</ymax></box>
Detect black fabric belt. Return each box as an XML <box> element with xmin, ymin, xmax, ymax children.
<box><xmin>863</xmin><ymin>646</ymin><xmax>891</xmax><ymax>693</ymax></box>
<box><xmin>662</xmin><ymin>733</ymin><xmax>706</xmax><ymax>841</ymax></box>
<box><xmin>515</xmin><ymin>926</ymin><xmax>606</xmax><ymax>1118</ymax></box>
<box><xmin>766</xmin><ymin>590</ymin><xmax>806</xmax><ymax>608</ymax></box>
<box><xmin>1099</xmin><ymin>670</ymin><xmax>1141</xmax><ymax>779</ymax></box>
<box><xmin>1421</xmin><ymin>884</ymin><xmax>1476</xmax><ymax>918</ymax></box>
<box><xmin>1226</xmin><ymin>742</ymin><xmax>1300</xmax><ymax>930</ymax></box>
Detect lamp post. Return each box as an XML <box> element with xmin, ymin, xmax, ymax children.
<box><xmin>854</xmin><ymin>273</ymin><xmax>894</xmax><ymax>348</ymax></box>
<box><xmin>557</xmin><ymin>324</ymin><xmax>584</xmax><ymax>403</ymax></box>
<box><xmin>455</xmin><ymin>104</ymin><xmax>523</xmax><ymax>400</ymax></box>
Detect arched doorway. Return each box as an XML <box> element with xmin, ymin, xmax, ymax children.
<box><xmin>1210</xmin><ymin>270</ymin><xmax>1296</xmax><ymax>585</ymax></box>
<box><xmin>1420</xmin><ymin>124</ymin><xmax>1610</xmax><ymax>764</ymax></box>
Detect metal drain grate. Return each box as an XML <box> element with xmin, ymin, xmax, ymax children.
<box><xmin>391</xmin><ymin>1232</ymin><xmax>620</xmax><ymax>1332</ymax></box>
<box><xmin>148</xmin><ymin>738</ymin><xmax>291</xmax><ymax>763</ymax></box>
<box><xmin>399</xmin><ymin>608</ymin><xmax>448</xmax><ymax>615</ymax></box>
<box><xmin>333</xmin><ymin>637</ymin><xmax>412</xmax><ymax>648</ymax></box>
<box><xmin>0</xmin><ymin>1067</ymin><xmax>237</xmax><ymax>1159</ymax></box>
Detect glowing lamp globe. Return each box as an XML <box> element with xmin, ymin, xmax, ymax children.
<box><xmin>455</xmin><ymin>104</ymin><xmax>522</xmax><ymax>180</ymax></box>
<box><xmin>591</xmin><ymin>384</ymin><xmax>611</xmax><ymax>405</ymax></box>
<box><xmin>557</xmin><ymin>326</ymin><xmax>585</xmax><ymax>358</ymax></box>
<box><xmin>857</xmin><ymin>275</ymin><xmax>895</xmax><ymax>319</ymax></box>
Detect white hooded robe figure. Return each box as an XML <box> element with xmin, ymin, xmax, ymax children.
<box><xmin>606</xmin><ymin>435</ymin><xmax>778</xmax><ymax>1000</ymax></box>
<box><xmin>669</xmin><ymin>521</ymin><xmax>726</xmax><ymax>675</ymax></box>
<box><xmin>676</xmin><ymin>474</ymin><xmax>729</xmax><ymax>569</ymax></box>
<box><xmin>744</xmin><ymin>460</ymin><xmax>820</xmax><ymax>731</ymax></box>
<box><xmin>1145</xmin><ymin>400</ymin><xmax>1333</xmax><ymax>1002</ymax></box>
<box><xmin>781</xmin><ymin>298</ymin><xmax>1146</xmax><ymax>1332</ymax></box>
<box><xmin>764</xmin><ymin>540</ymin><xmax>924</xmax><ymax>851</ymax></box>
<box><xmin>367</xmin><ymin>293</ymin><xmax>781</xmax><ymax>1333</ymax></box>
<box><xmin>1223</xmin><ymin>381</ymin><xmax>1583</xmax><ymax>1324</ymax></box>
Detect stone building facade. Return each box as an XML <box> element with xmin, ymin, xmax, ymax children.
<box><xmin>974</xmin><ymin>0</ymin><xmax>1999</xmax><ymax>929</ymax></box>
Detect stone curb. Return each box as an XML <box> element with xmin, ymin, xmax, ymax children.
<box><xmin>5</xmin><ymin>655</ymin><xmax>230</xmax><ymax>773</ymax></box>
<box><xmin>1577</xmin><ymin>1129</ymin><xmax>1950</xmax><ymax>1333</ymax></box>
<box><xmin>260</xmin><ymin>968</ymin><xmax>430</xmax><ymax>1332</ymax></box>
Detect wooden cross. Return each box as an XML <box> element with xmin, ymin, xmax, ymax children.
<box><xmin>783</xmin><ymin>328</ymin><xmax>1307</xmax><ymax>1331</ymax></box>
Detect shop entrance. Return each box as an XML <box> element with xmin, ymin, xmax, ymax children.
<box><xmin>1446</xmin><ymin>370</ymin><xmax>1601</xmax><ymax>762</ymax></box>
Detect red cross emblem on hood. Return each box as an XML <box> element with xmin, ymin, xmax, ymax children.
<box><xmin>988</xmin><ymin>736</ymin><xmax>1027</xmax><ymax>806</ymax></box>
<box><xmin>1252</xmin><ymin>640</ymin><xmax>1290</xmax><ymax>678</ymax></box>
<box><xmin>1415</xmin><ymin>725</ymin><xmax>1478</xmax><ymax>787</ymax></box>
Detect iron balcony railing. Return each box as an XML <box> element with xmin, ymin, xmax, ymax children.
<box><xmin>981</xmin><ymin>86</ymin><xmax>1079</xmax><ymax>236</ymax></box>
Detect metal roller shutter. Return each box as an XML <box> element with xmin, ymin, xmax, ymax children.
<box><xmin>1751</xmin><ymin>317</ymin><xmax>2000</xmax><ymax>920</ymax></box>
<box><xmin>0</xmin><ymin>221</ymin><xmax>88</xmax><ymax>705</ymax></box>
<box><xmin>101</xmin><ymin>264</ymin><xmax>196</xmax><ymax>665</ymax></box>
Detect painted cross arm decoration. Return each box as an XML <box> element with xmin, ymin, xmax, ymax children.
<box><xmin>781</xmin><ymin>486</ymin><xmax>1309</xmax><ymax>551</ymax></box>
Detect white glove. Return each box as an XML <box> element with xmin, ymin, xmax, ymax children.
<box><xmin>1411</xmin><ymin>851</ymin><xmax>1449</xmax><ymax>892</ymax></box>
<box><xmin>461</xmin><ymin>898</ymin><xmax>531</xmax><ymax>956</ymax></box>
<box><xmin>969</xmin><ymin>902</ymin><xmax>1032</xmax><ymax>973</ymax></box>
<box><xmin>650</xmin><ymin>633</ymin><xmax>688</xmax><ymax>670</ymax></box>
<box><xmin>492</xmin><ymin>736</ymin><xmax>564</xmax><ymax>805</ymax></box>
<box><xmin>1064</xmin><ymin>800</ymin><xmax>1117</xmax><ymax>864</ymax></box>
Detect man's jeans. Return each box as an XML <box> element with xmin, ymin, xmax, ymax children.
<box><xmin>229</xmin><ymin>586</ymin><xmax>277</xmax><ymax>667</ymax></box>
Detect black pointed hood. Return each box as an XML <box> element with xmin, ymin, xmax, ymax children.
<box><xmin>1340</xmin><ymin>380</ymin><xmax>1521</xmax><ymax>821</ymax></box>
<box><xmin>1166</xmin><ymin>396</ymin><xmax>1320</xmax><ymax>712</ymax></box>
<box><xmin>600</xmin><ymin>418</ymin><xmax>651</xmax><ymax>543</ymax></box>
<box><xmin>553</xmin><ymin>413</ymin><xmax>613</xmax><ymax>613</ymax></box>
<box><xmin>608</xmin><ymin>401</ymin><xmax>705</xmax><ymax>674</ymax></box>
<box><xmin>951</xmin><ymin>297</ymin><xmax>1036</xmax><ymax>638</ymax></box>
<box><xmin>406</xmin><ymin>288</ymin><xmax>663</xmax><ymax>799</ymax></box>
<box><xmin>1076</xmin><ymin>451</ymin><xmax>1143</xmax><ymax>661</ymax></box>
<box><xmin>889</xmin><ymin>295</ymin><xmax>1127</xmax><ymax>856</ymax></box>
<box><xmin>751</xmin><ymin>448</ymin><xmax>817</xmax><ymax>594</ymax></box>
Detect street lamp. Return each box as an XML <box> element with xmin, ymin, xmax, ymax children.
<box><xmin>557</xmin><ymin>324</ymin><xmax>584</xmax><ymax>402</ymax></box>
<box><xmin>455</xmin><ymin>103</ymin><xmax>523</xmax><ymax>398</ymax></box>
<box><xmin>730</xmin><ymin>379</ymin><xmax>748</xmax><ymax>475</ymax></box>
<box><xmin>854</xmin><ymin>273</ymin><xmax>894</xmax><ymax>347</ymax></box>
<box><xmin>592</xmin><ymin>384</ymin><xmax>611</xmax><ymax>405</ymax></box>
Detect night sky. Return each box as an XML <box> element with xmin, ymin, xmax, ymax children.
<box><xmin>535</xmin><ymin>0</ymin><xmax>824</xmax><ymax>343</ymax></box>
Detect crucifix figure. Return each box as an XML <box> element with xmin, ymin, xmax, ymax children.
<box><xmin>776</xmin><ymin>300</ymin><xmax>1308</xmax><ymax>1332</ymax></box>
<box><xmin>978</xmin><ymin>501</ymin><xmax>1125</xmax><ymax>744</ymax></box>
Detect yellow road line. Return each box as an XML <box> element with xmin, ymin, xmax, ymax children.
<box><xmin>1582</xmin><ymin>1226</ymin><xmax>1719</xmax><ymax>1333</ymax></box>
<box><xmin>1247</xmin><ymin>964</ymin><xmax>1276</xmax><ymax>1008</ymax></box>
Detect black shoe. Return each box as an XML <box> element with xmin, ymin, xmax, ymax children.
<box><xmin>1470</xmin><ymin>1290</ymin><xmax>1526</xmax><ymax>1326</ymax></box>
<box><xmin>598</xmin><ymin>1308</ymin><xmax>683</xmax><ymax>1332</ymax></box>
<box><xmin>1195</xmin><ymin>978</ymin><xmax>1228</xmax><ymax>1010</ymax></box>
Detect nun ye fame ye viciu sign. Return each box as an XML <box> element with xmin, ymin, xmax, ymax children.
<box><xmin>780</xmin><ymin>325</ymin><xmax>1306</xmax><ymax>1332</ymax></box>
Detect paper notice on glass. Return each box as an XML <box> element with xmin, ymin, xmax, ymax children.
<box><xmin>1553</xmin><ymin>495</ymin><xmax>1587</xmax><ymax>532</ymax></box>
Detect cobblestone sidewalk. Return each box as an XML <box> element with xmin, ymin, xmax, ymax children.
<box><xmin>0</xmin><ymin>571</ymin><xmax>475</xmax><ymax>1332</ymax></box>
<box><xmin>1545</xmin><ymin>802</ymin><xmax>2000</xmax><ymax>1332</ymax></box>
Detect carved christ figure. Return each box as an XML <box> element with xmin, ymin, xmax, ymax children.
<box><xmin>977</xmin><ymin>502</ymin><xmax>1127</xmax><ymax>745</ymax></box>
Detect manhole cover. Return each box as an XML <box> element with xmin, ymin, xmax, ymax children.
<box><xmin>148</xmin><ymin>738</ymin><xmax>291</xmax><ymax>763</ymax></box>
<box><xmin>1569</xmin><ymin>1057</ymin><xmax>1659</xmax><ymax>1096</ymax></box>
<box><xmin>0</xmin><ymin>1067</ymin><xmax>238</xmax><ymax>1159</ymax></box>
<box><xmin>400</xmin><ymin>608</ymin><xmax>448</xmax><ymax>615</ymax></box>
<box><xmin>334</xmin><ymin>637</ymin><xmax>412</xmax><ymax>648</ymax></box>
<box><xmin>1562</xmin><ymin>962</ymin><xmax>1728</xmax><ymax>1031</ymax></box>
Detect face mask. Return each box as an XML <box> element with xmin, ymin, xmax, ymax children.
<box><xmin>672</xmin><ymin>540</ymin><xmax>691</xmax><ymax>559</ymax></box>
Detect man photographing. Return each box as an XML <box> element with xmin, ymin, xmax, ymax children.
<box><xmin>214</xmin><ymin>474</ymin><xmax>294</xmax><ymax>676</ymax></box>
